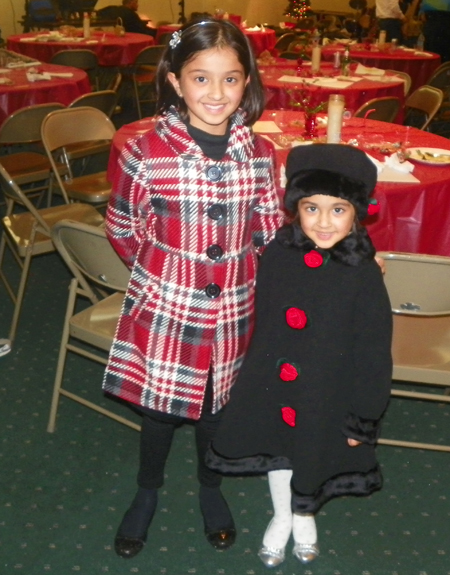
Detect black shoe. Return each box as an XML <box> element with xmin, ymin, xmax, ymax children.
<box><xmin>205</xmin><ymin>526</ymin><xmax>237</xmax><ymax>550</ymax></box>
<box><xmin>114</xmin><ymin>535</ymin><xmax>146</xmax><ymax>559</ymax></box>
<box><xmin>114</xmin><ymin>487</ymin><xmax>157</xmax><ymax>559</ymax></box>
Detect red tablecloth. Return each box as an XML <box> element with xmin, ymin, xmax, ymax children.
<box><xmin>321</xmin><ymin>44</ymin><xmax>441</xmax><ymax>92</ymax></box>
<box><xmin>7</xmin><ymin>32</ymin><xmax>154</xmax><ymax>67</ymax></box>
<box><xmin>107</xmin><ymin>111</ymin><xmax>450</xmax><ymax>257</ymax></box>
<box><xmin>0</xmin><ymin>63</ymin><xmax>91</xmax><ymax>127</ymax></box>
<box><xmin>260</xmin><ymin>61</ymin><xmax>405</xmax><ymax>119</ymax></box>
<box><xmin>155</xmin><ymin>24</ymin><xmax>276</xmax><ymax>57</ymax></box>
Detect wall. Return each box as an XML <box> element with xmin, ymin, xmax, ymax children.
<box><xmin>1</xmin><ymin>0</ymin><xmax>374</xmax><ymax>42</ymax></box>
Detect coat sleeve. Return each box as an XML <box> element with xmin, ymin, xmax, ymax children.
<box><xmin>105</xmin><ymin>137</ymin><xmax>152</xmax><ymax>269</ymax></box>
<box><xmin>342</xmin><ymin>261</ymin><xmax>393</xmax><ymax>444</ymax></box>
<box><xmin>251</xmin><ymin>143</ymin><xmax>284</xmax><ymax>254</ymax></box>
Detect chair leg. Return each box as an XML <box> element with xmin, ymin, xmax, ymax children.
<box><xmin>47</xmin><ymin>278</ymin><xmax>78</xmax><ymax>433</ymax></box>
<box><xmin>8</xmin><ymin>231</ymin><xmax>35</xmax><ymax>344</ymax></box>
<box><xmin>133</xmin><ymin>77</ymin><xmax>143</xmax><ymax>120</ymax></box>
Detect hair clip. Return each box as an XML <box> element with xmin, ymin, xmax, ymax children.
<box><xmin>169</xmin><ymin>30</ymin><xmax>182</xmax><ymax>49</ymax></box>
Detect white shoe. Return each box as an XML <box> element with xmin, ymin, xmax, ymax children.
<box><xmin>0</xmin><ymin>339</ymin><xmax>11</xmax><ymax>357</ymax></box>
<box><xmin>292</xmin><ymin>541</ymin><xmax>319</xmax><ymax>563</ymax></box>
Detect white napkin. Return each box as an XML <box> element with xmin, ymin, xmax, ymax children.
<box><xmin>26</xmin><ymin>71</ymin><xmax>52</xmax><ymax>82</ymax></box>
<box><xmin>47</xmin><ymin>72</ymin><xmax>73</xmax><ymax>78</ymax></box>
<box><xmin>7</xmin><ymin>60</ymin><xmax>40</xmax><ymax>68</ymax></box>
<box><xmin>366</xmin><ymin>152</ymin><xmax>419</xmax><ymax>182</ymax></box>
<box><xmin>414</xmin><ymin>51</ymin><xmax>433</xmax><ymax>57</ymax></box>
<box><xmin>253</xmin><ymin>121</ymin><xmax>282</xmax><ymax>133</ymax></box>
<box><xmin>0</xmin><ymin>77</ymin><xmax>13</xmax><ymax>85</ymax></box>
<box><xmin>19</xmin><ymin>37</ymin><xmax>37</xmax><ymax>42</ymax></box>
<box><xmin>277</xmin><ymin>75</ymin><xmax>306</xmax><ymax>83</ymax></box>
<box><xmin>279</xmin><ymin>164</ymin><xmax>286</xmax><ymax>188</ymax></box>
<box><xmin>85</xmin><ymin>40</ymin><xmax>99</xmax><ymax>44</ymax></box>
<box><xmin>355</xmin><ymin>63</ymin><xmax>385</xmax><ymax>76</ymax></box>
<box><xmin>384</xmin><ymin>152</ymin><xmax>414</xmax><ymax>173</ymax></box>
<box><xmin>245</xmin><ymin>26</ymin><xmax>261</xmax><ymax>31</ymax></box>
<box><xmin>305</xmin><ymin>77</ymin><xmax>354</xmax><ymax>88</ymax></box>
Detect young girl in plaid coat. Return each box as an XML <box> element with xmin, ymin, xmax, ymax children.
<box><xmin>103</xmin><ymin>17</ymin><xmax>283</xmax><ymax>559</ymax></box>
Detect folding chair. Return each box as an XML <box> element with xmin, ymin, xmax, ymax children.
<box><xmin>385</xmin><ymin>69</ymin><xmax>412</xmax><ymax>96</ymax></box>
<box><xmin>354</xmin><ymin>96</ymin><xmax>402</xmax><ymax>123</ymax></box>
<box><xmin>41</xmin><ymin>107</ymin><xmax>116</xmax><ymax>207</ymax></box>
<box><xmin>0</xmin><ymin>102</ymin><xmax>66</xmax><ymax>205</ymax></box>
<box><xmin>404</xmin><ymin>85</ymin><xmax>444</xmax><ymax>131</ymax></box>
<box><xmin>378</xmin><ymin>251</ymin><xmax>450</xmax><ymax>452</ymax></box>
<box><xmin>47</xmin><ymin>220</ymin><xmax>137</xmax><ymax>433</ymax></box>
<box><xmin>0</xmin><ymin>164</ymin><xmax>104</xmax><ymax>345</ymax></box>
<box><xmin>50</xmin><ymin>49</ymin><xmax>100</xmax><ymax>91</ymax></box>
<box><xmin>130</xmin><ymin>45</ymin><xmax>166</xmax><ymax>119</ymax></box>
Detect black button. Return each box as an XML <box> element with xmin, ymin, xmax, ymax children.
<box><xmin>206</xmin><ymin>166</ymin><xmax>223</xmax><ymax>182</ymax></box>
<box><xmin>207</xmin><ymin>204</ymin><xmax>226</xmax><ymax>220</ymax></box>
<box><xmin>206</xmin><ymin>244</ymin><xmax>223</xmax><ymax>260</ymax></box>
<box><xmin>205</xmin><ymin>283</ymin><xmax>221</xmax><ymax>298</ymax></box>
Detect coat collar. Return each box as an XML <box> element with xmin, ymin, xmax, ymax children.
<box><xmin>155</xmin><ymin>106</ymin><xmax>255</xmax><ymax>163</ymax></box>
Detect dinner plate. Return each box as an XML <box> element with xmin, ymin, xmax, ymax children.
<box><xmin>407</xmin><ymin>147</ymin><xmax>450</xmax><ymax>165</ymax></box>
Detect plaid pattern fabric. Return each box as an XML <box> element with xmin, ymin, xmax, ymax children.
<box><xmin>103</xmin><ymin>108</ymin><xmax>283</xmax><ymax>420</ymax></box>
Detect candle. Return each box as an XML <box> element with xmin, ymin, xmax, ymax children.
<box><xmin>326</xmin><ymin>94</ymin><xmax>345</xmax><ymax>144</ymax></box>
<box><xmin>311</xmin><ymin>45</ymin><xmax>321</xmax><ymax>73</ymax></box>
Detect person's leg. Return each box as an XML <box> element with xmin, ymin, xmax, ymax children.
<box><xmin>258</xmin><ymin>469</ymin><xmax>293</xmax><ymax>567</ymax></box>
<box><xmin>114</xmin><ymin>414</ymin><xmax>176</xmax><ymax>558</ymax></box>
<box><xmin>195</xmin><ymin>380</ymin><xmax>236</xmax><ymax>549</ymax></box>
<box><xmin>292</xmin><ymin>512</ymin><xmax>319</xmax><ymax>563</ymax></box>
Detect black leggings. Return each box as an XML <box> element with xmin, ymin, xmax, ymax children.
<box><xmin>136</xmin><ymin>377</ymin><xmax>224</xmax><ymax>490</ymax></box>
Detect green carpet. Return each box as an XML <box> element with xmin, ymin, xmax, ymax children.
<box><xmin>1</xmin><ymin>205</ymin><xmax>450</xmax><ymax>575</ymax></box>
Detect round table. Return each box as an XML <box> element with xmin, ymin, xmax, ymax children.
<box><xmin>260</xmin><ymin>61</ymin><xmax>405</xmax><ymax>119</ymax></box>
<box><xmin>321</xmin><ymin>43</ymin><xmax>441</xmax><ymax>92</ymax></box>
<box><xmin>0</xmin><ymin>63</ymin><xmax>91</xmax><ymax>127</ymax></box>
<box><xmin>7</xmin><ymin>32</ymin><xmax>154</xmax><ymax>67</ymax></box>
<box><xmin>107</xmin><ymin>110</ymin><xmax>450</xmax><ymax>257</ymax></box>
<box><xmin>155</xmin><ymin>24</ymin><xmax>276</xmax><ymax>57</ymax></box>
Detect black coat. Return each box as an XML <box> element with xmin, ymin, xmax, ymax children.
<box><xmin>208</xmin><ymin>237</ymin><xmax>393</xmax><ymax>513</ymax></box>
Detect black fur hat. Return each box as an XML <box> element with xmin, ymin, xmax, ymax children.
<box><xmin>284</xmin><ymin>143</ymin><xmax>378</xmax><ymax>220</ymax></box>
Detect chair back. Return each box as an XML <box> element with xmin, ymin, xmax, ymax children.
<box><xmin>379</xmin><ymin>252</ymin><xmax>450</xmax><ymax>316</ymax></box>
<box><xmin>385</xmin><ymin>69</ymin><xmax>412</xmax><ymax>96</ymax></box>
<box><xmin>404</xmin><ymin>85</ymin><xmax>444</xmax><ymax>130</ymax></box>
<box><xmin>354</xmin><ymin>96</ymin><xmax>401</xmax><ymax>123</ymax></box>
<box><xmin>107</xmin><ymin>71</ymin><xmax>122</xmax><ymax>92</ymax></box>
<box><xmin>51</xmin><ymin>220</ymin><xmax>130</xmax><ymax>298</ymax></box>
<box><xmin>134</xmin><ymin>45</ymin><xmax>166</xmax><ymax>67</ymax></box>
<box><xmin>50</xmin><ymin>49</ymin><xmax>99</xmax><ymax>89</ymax></box>
<box><xmin>157</xmin><ymin>32</ymin><xmax>173</xmax><ymax>46</ymax></box>
<box><xmin>427</xmin><ymin>61</ymin><xmax>450</xmax><ymax>94</ymax></box>
<box><xmin>68</xmin><ymin>90</ymin><xmax>118</xmax><ymax>117</ymax></box>
<box><xmin>0</xmin><ymin>102</ymin><xmax>65</xmax><ymax>145</ymax></box>
<box><xmin>274</xmin><ymin>33</ymin><xmax>297</xmax><ymax>52</ymax></box>
<box><xmin>0</xmin><ymin>164</ymin><xmax>50</xmax><ymax>234</ymax></box>
<box><xmin>41</xmin><ymin>106</ymin><xmax>116</xmax><ymax>153</ymax></box>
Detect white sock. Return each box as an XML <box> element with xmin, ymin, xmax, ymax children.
<box><xmin>292</xmin><ymin>513</ymin><xmax>317</xmax><ymax>545</ymax></box>
<box><xmin>262</xmin><ymin>470</ymin><xmax>293</xmax><ymax>549</ymax></box>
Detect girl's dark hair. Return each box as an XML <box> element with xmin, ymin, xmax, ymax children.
<box><xmin>155</xmin><ymin>16</ymin><xmax>265</xmax><ymax>125</ymax></box>
<box><xmin>278</xmin><ymin>170</ymin><xmax>375</xmax><ymax>266</ymax></box>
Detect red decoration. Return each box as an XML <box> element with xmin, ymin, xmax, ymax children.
<box><xmin>281</xmin><ymin>406</ymin><xmax>296</xmax><ymax>427</ymax></box>
<box><xmin>367</xmin><ymin>200</ymin><xmax>380</xmax><ymax>215</ymax></box>
<box><xmin>286</xmin><ymin>307</ymin><xmax>307</xmax><ymax>329</ymax></box>
<box><xmin>280</xmin><ymin>362</ymin><xmax>299</xmax><ymax>381</ymax></box>
<box><xmin>304</xmin><ymin>250</ymin><xmax>323</xmax><ymax>268</ymax></box>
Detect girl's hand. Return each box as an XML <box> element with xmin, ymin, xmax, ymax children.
<box><xmin>375</xmin><ymin>255</ymin><xmax>386</xmax><ymax>274</ymax></box>
<box><xmin>347</xmin><ymin>438</ymin><xmax>362</xmax><ymax>447</ymax></box>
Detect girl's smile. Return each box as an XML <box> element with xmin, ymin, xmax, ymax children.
<box><xmin>168</xmin><ymin>47</ymin><xmax>249</xmax><ymax>135</ymax></box>
<box><xmin>298</xmin><ymin>194</ymin><xmax>356</xmax><ymax>249</ymax></box>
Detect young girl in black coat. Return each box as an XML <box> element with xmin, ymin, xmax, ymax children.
<box><xmin>207</xmin><ymin>144</ymin><xmax>393</xmax><ymax>567</ymax></box>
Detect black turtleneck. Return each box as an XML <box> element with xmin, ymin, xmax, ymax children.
<box><xmin>186</xmin><ymin>121</ymin><xmax>231</xmax><ymax>161</ymax></box>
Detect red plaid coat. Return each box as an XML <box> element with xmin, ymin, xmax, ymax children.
<box><xmin>103</xmin><ymin>108</ymin><xmax>283</xmax><ymax>420</ymax></box>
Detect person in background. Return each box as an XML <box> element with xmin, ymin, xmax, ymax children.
<box><xmin>115</xmin><ymin>0</ymin><xmax>157</xmax><ymax>36</ymax></box>
<box><xmin>103</xmin><ymin>16</ymin><xmax>283</xmax><ymax>560</ymax></box>
<box><xmin>375</xmin><ymin>0</ymin><xmax>406</xmax><ymax>41</ymax></box>
<box><xmin>420</xmin><ymin>0</ymin><xmax>450</xmax><ymax>61</ymax></box>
